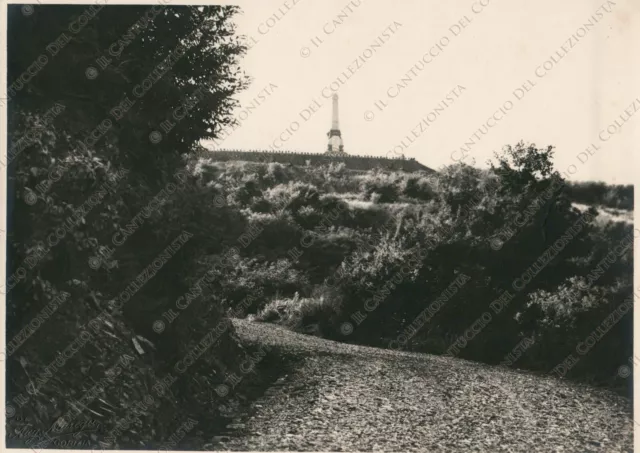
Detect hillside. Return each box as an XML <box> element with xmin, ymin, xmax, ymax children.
<box><xmin>188</xmin><ymin>146</ymin><xmax>633</xmax><ymax>396</ymax></box>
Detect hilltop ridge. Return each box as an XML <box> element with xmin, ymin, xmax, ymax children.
<box><xmin>198</xmin><ymin>147</ymin><xmax>435</xmax><ymax>173</ymax></box>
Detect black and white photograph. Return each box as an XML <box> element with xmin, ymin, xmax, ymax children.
<box><xmin>3</xmin><ymin>0</ymin><xmax>638</xmax><ymax>451</ymax></box>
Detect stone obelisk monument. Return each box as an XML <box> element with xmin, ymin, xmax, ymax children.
<box><xmin>326</xmin><ymin>93</ymin><xmax>345</xmax><ymax>155</ymax></box>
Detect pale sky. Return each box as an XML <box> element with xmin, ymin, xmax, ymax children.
<box><xmin>202</xmin><ymin>0</ymin><xmax>640</xmax><ymax>184</ymax></box>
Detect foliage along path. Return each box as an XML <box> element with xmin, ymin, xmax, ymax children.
<box><xmin>208</xmin><ymin>319</ymin><xmax>632</xmax><ymax>452</ymax></box>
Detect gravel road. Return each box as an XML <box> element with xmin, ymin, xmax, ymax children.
<box><xmin>212</xmin><ymin>319</ymin><xmax>633</xmax><ymax>452</ymax></box>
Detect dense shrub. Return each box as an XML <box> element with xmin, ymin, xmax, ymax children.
<box><xmin>402</xmin><ymin>175</ymin><xmax>437</xmax><ymax>201</ymax></box>
<box><xmin>196</xmin><ymin>255</ymin><xmax>308</xmax><ymax>312</ymax></box>
<box><xmin>360</xmin><ymin>172</ymin><xmax>403</xmax><ymax>203</ymax></box>
<box><xmin>254</xmin><ymin>290</ymin><xmax>341</xmax><ymax>337</ymax></box>
<box><xmin>518</xmin><ymin>277</ymin><xmax>633</xmax><ymax>389</ymax></box>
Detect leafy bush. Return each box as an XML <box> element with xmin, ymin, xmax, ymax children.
<box><xmin>518</xmin><ymin>277</ymin><xmax>632</xmax><ymax>389</ymax></box>
<box><xmin>254</xmin><ymin>291</ymin><xmax>340</xmax><ymax>336</ymax></box>
<box><xmin>402</xmin><ymin>175</ymin><xmax>437</xmax><ymax>201</ymax></box>
<box><xmin>360</xmin><ymin>171</ymin><xmax>403</xmax><ymax>203</ymax></box>
<box><xmin>196</xmin><ymin>255</ymin><xmax>308</xmax><ymax>312</ymax></box>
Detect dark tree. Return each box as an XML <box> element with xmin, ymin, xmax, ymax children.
<box><xmin>6</xmin><ymin>5</ymin><xmax>251</xmax><ymax>448</ymax></box>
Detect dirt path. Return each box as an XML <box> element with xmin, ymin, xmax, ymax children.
<box><xmin>211</xmin><ymin>319</ymin><xmax>633</xmax><ymax>452</ymax></box>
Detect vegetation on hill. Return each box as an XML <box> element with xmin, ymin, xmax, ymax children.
<box><xmin>192</xmin><ymin>142</ymin><xmax>633</xmax><ymax>394</ymax></box>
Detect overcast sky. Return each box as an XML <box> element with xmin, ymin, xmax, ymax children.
<box><xmin>204</xmin><ymin>0</ymin><xmax>639</xmax><ymax>184</ymax></box>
